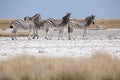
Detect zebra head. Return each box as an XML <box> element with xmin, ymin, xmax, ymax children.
<box><xmin>66</xmin><ymin>12</ymin><xmax>71</xmax><ymax>18</ymax></box>
<box><xmin>86</xmin><ymin>15</ymin><xmax>96</xmax><ymax>26</ymax></box>
<box><xmin>61</xmin><ymin>12</ymin><xmax>71</xmax><ymax>25</ymax></box>
<box><xmin>24</xmin><ymin>16</ymin><xmax>32</xmax><ymax>21</ymax></box>
<box><xmin>31</xmin><ymin>14</ymin><xmax>42</xmax><ymax>27</ymax></box>
<box><xmin>32</xmin><ymin>14</ymin><xmax>42</xmax><ymax>22</ymax></box>
<box><xmin>91</xmin><ymin>15</ymin><xmax>95</xmax><ymax>24</ymax></box>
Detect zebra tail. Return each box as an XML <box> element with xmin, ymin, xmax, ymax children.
<box><xmin>10</xmin><ymin>22</ymin><xmax>13</xmax><ymax>28</ymax></box>
<box><xmin>10</xmin><ymin>25</ymin><xmax>13</xmax><ymax>28</ymax></box>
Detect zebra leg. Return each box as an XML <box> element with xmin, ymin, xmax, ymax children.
<box><xmin>32</xmin><ymin>29</ymin><xmax>36</xmax><ymax>39</ymax></box>
<box><xmin>36</xmin><ymin>30</ymin><xmax>39</xmax><ymax>39</ymax></box>
<box><xmin>45</xmin><ymin>27</ymin><xmax>49</xmax><ymax>39</ymax></box>
<box><xmin>12</xmin><ymin>31</ymin><xmax>14</xmax><ymax>40</ymax></box>
<box><xmin>15</xmin><ymin>33</ymin><xmax>17</xmax><ymax>40</ymax></box>
<box><xmin>61</xmin><ymin>27</ymin><xmax>64</xmax><ymax>40</ymax></box>
<box><xmin>32</xmin><ymin>29</ymin><xmax>39</xmax><ymax>39</ymax></box>
<box><xmin>28</xmin><ymin>29</ymin><xmax>32</xmax><ymax>40</ymax></box>
<box><xmin>12</xmin><ymin>29</ymin><xmax>17</xmax><ymax>40</ymax></box>
<box><xmin>68</xmin><ymin>26</ymin><xmax>71</xmax><ymax>40</ymax></box>
<box><xmin>68</xmin><ymin>32</ymin><xmax>71</xmax><ymax>40</ymax></box>
<box><xmin>83</xmin><ymin>30</ymin><xmax>87</xmax><ymax>39</ymax></box>
<box><xmin>68</xmin><ymin>29</ymin><xmax>74</xmax><ymax>40</ymax></box>
<box><xmin>58</xmin><ymin>27</ymin><xmax>62</xmax><ymax>40</ymax></box>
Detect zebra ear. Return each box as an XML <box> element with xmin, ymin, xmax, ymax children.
<box><xmin>91</xmin><ymin>15</ymin><xmax>96</xmax><ymax>19</ymax></box>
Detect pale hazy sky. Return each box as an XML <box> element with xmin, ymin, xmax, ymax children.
<box><xmin>0</xmin><ymin>0</ymin><xmax>120</xmax><ymax>19</ymax></box>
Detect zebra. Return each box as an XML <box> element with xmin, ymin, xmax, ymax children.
<box><xmin>69</xmin><ymin>15</ymin><xmax>96</xmax><ymax>39</ymax></box>
<box><xmin>58</xmin><ymin>12</ymin><xmax>71</xmax><ymax>40</ymax></box>
<box><xmin>44</xmin><ymin>12</ymin><xmax>73</xmax><ymax>40</ymax></box>
<box><xmin>23</xmin><ymin>15</ymin><xmax>56</xmax><ymax>39</ymax></box>
<box><xmin>43</xmin><ymin>18</ymin><xmax>60</xmax><ymax>39</ymax></box>
<box><xmin>43</xmin><ymin>19</ymin><xmax>57</xmax><ymax>39</ymax></box>
<box><xmin>10</xmin><ymin>14</ymin><xmax>41</xmax><ymax>40</ymax></box>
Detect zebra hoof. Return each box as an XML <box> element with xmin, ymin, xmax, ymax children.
<box><xmin>33</xmin><ymin>36</ymin><xmax>37</xmax><ymax>39</ymax></box>
<box><xmin>37</xmin><ymin>37</ymin><xmax>39</xmax><ymax>39</ymax></box>
<box><xmin>69</xmin><ymin>38</ymin><xmax>71</xmax><ymax>40</ymax></box>
<box><xmin>45</xmin><ymin>37</ymin><xmax>48</xmax><ymax>40</ymax></box>
<box><xmin>32</xmin><ymin>37</ymin><xmax>35</xmax><ymax>39</ymax></box>
<box><xmin>28</xmin><ymin>38</ymin><xmax>31</xmax><ymax>40</ymax></box>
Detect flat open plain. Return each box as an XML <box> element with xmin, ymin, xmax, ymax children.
<box><xmin>0</xmin><ymin>28</ymin><xmax>120</xmax><ymax>60</ymax></box>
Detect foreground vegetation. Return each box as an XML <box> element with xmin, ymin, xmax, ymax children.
<box><xmin>0</xmin><ymin>52</ymin><xmax>120</xmax><ymax>80</ymax></box>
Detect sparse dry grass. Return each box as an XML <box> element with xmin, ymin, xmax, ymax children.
<box><xmin>0</xmin><ymin>52</ymin><xmax>120</xmax><ymax>80</ymax></box>
<box><xmin>93</xmin><ymin>19</ymin><xmax>120</xmax><ymax>29</ymax></box>
<box><xmin>0</xmin><ymin>29</ymin><xmax>28</xmax><ymax>37</ymax></box>
<box><xmin>0</xmin><ymin>19</ymin><xmax>13</xmax><ymax>28</ymax></box>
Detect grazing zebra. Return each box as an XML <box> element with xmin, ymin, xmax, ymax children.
<box><xmin>10</xmin><ymin>14</ymin><xmax>41</xmax><ymax>40</ymax></box>
<box><xmin>31</xmin><ymin>14</ymin><xmax>43</xmax><ymax>39</ymax></box>
<box><xmin>23</xmin><ymin>16</ymin><xmax>57</xmax><ymax>39</ymax></box>
<box><xmin>45</xmin><ymin>12</ymin><xmax>72</xmax><ymax>40</ymax></box>
<box><xmin>69</xmin><ymin>15</ymin><xmax>96</xmax><ymax>39</ymax></box>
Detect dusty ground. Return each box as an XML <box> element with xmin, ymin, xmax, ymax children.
<box><xmin>0</xmin><ymin>28</ymin><xmax>120</xmax><ymax>60</ymax></box>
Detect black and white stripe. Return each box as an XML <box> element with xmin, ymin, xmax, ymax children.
<box><xmin>10</xmin><ymin>14</ymin><xmax>41</xmax><ymax>40</ymax></box>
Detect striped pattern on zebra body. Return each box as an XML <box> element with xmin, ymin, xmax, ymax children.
<box><xmin>70</xmin><ymin>15</ymin><xmax>96</xmax><ymax>39</ymax></box>
<box><xmin>10</xmin><ymin>14</ymin><xmax>41</xmax><ymax>40</ymax></box>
